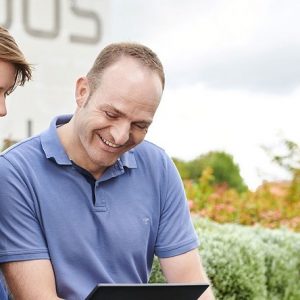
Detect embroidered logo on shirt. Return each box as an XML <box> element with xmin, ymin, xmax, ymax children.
<box><xmin>142</xmin><ymin>217</ymin><xmax>150</xmax><ymax>225</ymax></box>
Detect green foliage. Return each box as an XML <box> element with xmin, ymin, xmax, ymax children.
<box><xmin>150</xmin><ymin>218</ymin><xmax>300</xmax><ymax>300</ymax></box>
<box><xmin>288</xmin><ymin>170</ymin><xmax>300</xmax><ymax>202</ymax></box>
<box><xmin>148</xmin><ymin>257</ymin><xmax>166</xmax><ymax>283</ymax></box>
<box><xmin>196</xmin><ymin>151</ymin><xmax>247</xmax><ymax>192</ymax></box>
<box><xmin>185</xmin><ymin>167</ymin><xmax>215</xmax><ymax>210</ymax></box>
<box><xmin>264</xmin><ymin>138</ymin><xmax>300</xmax><ymax>203</ymax></box>
<box><xmin>254</xmin><ymin>227</ymin><xmax>300</xmax><ymax>300</ymax></box>
<box><xmin>173</xmin><ymin>151</ymin><xmax>247</xmax><ymax>193</ymax></box>
<box><xmin>265</xmin><ymin>139</ymin><xmax>300</xmax><ymax>173</ymax></box>
<box><xmin>172</xmin><ymin>157</ymin><xmax>190</xmax><ymax>180</ymax></box>
<box><xmin>195</xmin><ymin>219</ymin><xmax>267</xmax><ymax>300</ymax></box>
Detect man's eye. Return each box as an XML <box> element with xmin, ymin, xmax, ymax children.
<box><xmin>134</xmin><ymin>123</ymin><xmax>148</xmax><ymax>130</ymax></box>
<box><xmin>105</xmin><ymin>111</ymin><xmax>118</xmax><ymax>119</ymax></box>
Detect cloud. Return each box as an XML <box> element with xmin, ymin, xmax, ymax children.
<box><xmin>137</xmin><ymin>0</ymin><xmax>300</xmax><ymax>94</ymax></box>
<box><xmin>165</xmin><ymin>44</ymin><xmax>300</xmax><ymax>94</ymax></box>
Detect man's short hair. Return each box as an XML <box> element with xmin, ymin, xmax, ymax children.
<box><xmin>87</xmin><ymin>42</ymin><xmax>165</xmax><ymax>94</ymax></box>
<box><xmin>0</xmin><ymin>26</ymin><xmax>32</xmax><ymax>93</ymax></box>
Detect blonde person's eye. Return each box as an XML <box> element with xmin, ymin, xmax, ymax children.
<box><xmin>5</xmin><ymin>86</ymin><xmax>16</xmax><ymax>97</ymax></box>
<box><xmin>4</xmin><ymin>91</ymin><xmax>10</xmax><ymax>98</ymax></box>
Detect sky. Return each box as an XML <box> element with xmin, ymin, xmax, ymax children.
<box><xmin>105</xmin><ymin>0</ymin><xmax>300</xmax><ymax>190</ymax></box>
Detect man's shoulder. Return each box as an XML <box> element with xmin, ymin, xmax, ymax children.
<box><xmin>134</xmin><ymin>140</ymin><xmax>168</xmax><ymax>160</ymax></box>
<box><xmin>135</xmin><ymin>140</ymin><xmax>166</xmax><ymax>154</ymax></box>
<box><xmin>132</xmin><ymin>140</ymin><xmax>174</xmax><ymax>171</ymax></box>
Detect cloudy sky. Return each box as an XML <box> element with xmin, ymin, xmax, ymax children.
<box><xmin>104</xmin><ymin>0</ymin><xmax>300</xmax><ymax>190</ymax></box>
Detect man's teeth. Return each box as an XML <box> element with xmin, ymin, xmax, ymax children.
<box><xmin>101</xmin><ymin>137</ymin><xmax>120</xmax><ymax>148</ymax></box>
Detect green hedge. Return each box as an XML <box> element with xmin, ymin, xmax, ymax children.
<box><xmin>149</xmin><ymin>218</ymin><xmax>300</xmax><ymax>300</ymax></box>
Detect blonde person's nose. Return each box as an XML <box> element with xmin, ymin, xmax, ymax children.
<box><xmin>0</xmin><ymin>97</ymin><xmax>7</xmax><ymax>117</ymax></box>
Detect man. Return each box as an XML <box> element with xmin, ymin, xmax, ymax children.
<box><xmin>0</xmin><ymin>26</ymin><xmax>32</xmax><ymax>116</ymax></box>
<box><xmin>0</xmin><ymin>42</ymin><xmax>214</xmax><ymax>299</ymax></box>
<box><xmin>0</xmin><ymin>26</ymin><xmax>32</xmax><ymax>300</ymax></box>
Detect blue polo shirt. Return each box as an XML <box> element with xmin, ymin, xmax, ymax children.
<box><xmin>0</xmin><ymin>115</ymin><xmax>199</xmax><ymax>299</ymax></box>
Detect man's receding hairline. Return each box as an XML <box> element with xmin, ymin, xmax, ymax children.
<box><xmin>87</xmin><ymin>54</ymin><xmax>164</xmax><ymax>95</ymax></box>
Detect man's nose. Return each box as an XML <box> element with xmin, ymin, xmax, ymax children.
<box><xmin>111</xmin><ymin>122</ymin><xmax>131</xmax><ymax>145</ymax></box>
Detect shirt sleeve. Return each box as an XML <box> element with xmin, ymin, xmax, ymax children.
<box><xmin>0</xmin><ymin>157</ymin><xmax>49</xmax><ymax>263</ymax></box>
<box><xmin>154</xmin><ymin>155</ymin><xmax>199</xmax><ymax>258</ymax></box>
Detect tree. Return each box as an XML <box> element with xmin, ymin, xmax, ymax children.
<box><xmin>263</xmin><ymin>138</ymin><xmax>300</xmax><ymax>202</ymax></box>
<box><xmin>173</xmin><ymin>151</ymin><xmax>247</xmax><ymax>192</ymax></box>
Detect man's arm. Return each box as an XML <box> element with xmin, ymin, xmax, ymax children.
<box><xmin>1</xmin><ymin>260</ymin><xmax>63</xmax><ymax>300</ymax></box>
<box><xmin>159</xmin><ymin>249</ymin><xmax>215</xmax><ymax>300</ymax></box>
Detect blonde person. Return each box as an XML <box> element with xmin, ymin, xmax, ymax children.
<box><xmin>0</xmin><ymin>26</ymin><xmax>32</xmax><ymax>300</ymax></box>
<box><xmin>0</xmin><ymin>26</ymin><xmax>32</xmax><ymax>117</ymax></box>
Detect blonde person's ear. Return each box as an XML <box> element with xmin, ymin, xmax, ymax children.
<box><xmin>75</xmin><ymin>77</ymin><xmax>90</xmax><ymax>107</ymax></box>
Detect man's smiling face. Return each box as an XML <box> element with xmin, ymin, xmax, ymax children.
<box><xmin>72</xmin><ymin>56</ymin><xmax>163</xmax><ymax>177</ymax></box>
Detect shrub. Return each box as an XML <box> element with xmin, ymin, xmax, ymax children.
<box><xmin>150</xmin><ymin>218</ymin><xmax>300</xmax><ymax>300</ymax></box>
<box><xmin>253</xmin><ymin>227</ymin><xmax>300</xmax><ymax>300</ymax></box>
<box><xmin>194</xmin><ymin>218</ymin><xmax>267</xmax><ymax>300</ymax></box>
<box><xmin>186</xmin><ymin>174</ymin><xmax>300</xmax><ymax>232</ymax></box>
<box><xmin>148</xmin><ymin>256</ymin><xmax>166</xmax><ymax>284</ymax></box>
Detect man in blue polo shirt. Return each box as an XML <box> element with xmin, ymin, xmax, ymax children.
<box><xmin>0</xmin><ymin>42</ymin><xmax>214</xmax><ymax>299</ymax></box>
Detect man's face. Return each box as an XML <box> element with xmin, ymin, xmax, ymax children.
<box><xmin>72</xmin><ymin>57</ymin><xmax>163</xmax><ymax>176</ymax></box>
<box><xmin>0</xmin><ymin>60</ymin><xmax>16</xmax><ymax>117</ymax></box>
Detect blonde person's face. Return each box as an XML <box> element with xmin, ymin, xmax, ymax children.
<box><xmin>73</xmin><ymin>57</ymin><xmax>163</xmax><ymax>175</ymax></box>
<box><xmin>0</xmin><ymin>60</ymin><xmax>16</xmax><ymax>117</ymax></box>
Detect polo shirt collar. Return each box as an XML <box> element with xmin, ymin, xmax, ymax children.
<box><xmin>40</xmin><ymin>115</ymin><xmax>137</xmax><ymax>169</ymax></box>
<box><xmin>118</xmin><ymin>150</ymin><xmax>137</xmax><ymax>169</ymax></box>
<box><xmin>41</xmin><ymin>115</ymin><xmax>73</xmax><ymax>165</ymax></box>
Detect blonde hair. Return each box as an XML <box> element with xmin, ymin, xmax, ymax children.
<box><xmin>0</xmin><ymin>26</ymin><xmax>32</xmax><ymax>92</ymax></box>
<box><xmin>87</xmin><ymin>42</ymin><xmax>165</xmax><ymax>94</ymax></box>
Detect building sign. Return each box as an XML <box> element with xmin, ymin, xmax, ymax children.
<box><xmin>1</xmin><ymin>0</ymin><xmax>102</xmax><ymax>44</ymax></box>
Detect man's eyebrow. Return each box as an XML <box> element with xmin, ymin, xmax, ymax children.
<box><xmin>101</xmin><ymin>104</ymin><xmax>153</xmax><ymax>124</ymax></box>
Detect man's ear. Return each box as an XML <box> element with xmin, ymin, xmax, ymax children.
<box><xmin>75</xmin><ymin>77</ymin><xmax>90</xmax><ymax>107</ymax></box>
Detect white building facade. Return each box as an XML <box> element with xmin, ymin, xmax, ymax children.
<box><xmin>0</xmin><ymin>0</ymin><xmax>110</xmax><ymax>143</ymax></box>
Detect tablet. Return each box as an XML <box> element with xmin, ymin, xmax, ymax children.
<box><xmin>85</xmin><ymin>283</ymin><xmax>209</xmax><ymax>300</ymax></box>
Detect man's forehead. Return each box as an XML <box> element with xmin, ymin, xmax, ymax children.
<box><xmin>103</xmin><ymin>56</ymin><xmax>145</xmax><ymax>73</ymax></box>
<box><xmin>103</xmin><ymin>56</ymin><xmax>161</xmax><ymax>80</ymax></box>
